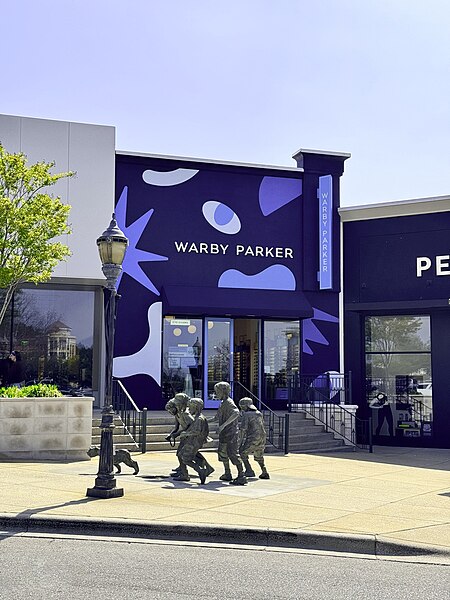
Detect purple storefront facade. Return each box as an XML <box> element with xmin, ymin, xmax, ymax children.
<box><xmin>342</xmin><ymin>197</ymin><xmax>450</xmax><ymax>449</ymax></box>
<box><xmin>112</xmin><ymin>149</ymin><xmax>349</xmax><ymax>410</ymax></box>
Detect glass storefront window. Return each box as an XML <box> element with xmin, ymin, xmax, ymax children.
<box><xmin>233</xmin><ymin>319</ymin><xmax>259</xmax><ymax>401</ymax></box>
<box><xmin>263</xmin><ymin>320</ymin><xmax>300</xmax><ymax>406</ymax></box>
<box><xmin>205</xmin><ymin>318</ymin><xmax>232</xmax><ymax>408</ymax></box>
<box><xmin>0</xmin><ymin>288</ymin><xmax>95</xmax><ymax>392</ymax></box>
<box><xmin>365</xmin><ymin>316</ymin><xmax>431</xmax><ymax>353</ymax></box>
<box><xmin>162</xmin><ymin>317</ymin><xmax>203</xmax><ymax>400</ymax></box>
<box><xmin>365</xmin><ymin>315</ymin><xmax>432</xmax><ymax>440</ymax></box>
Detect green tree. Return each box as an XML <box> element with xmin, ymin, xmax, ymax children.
<box><xmin>0</xmin><ymin>144</ymin><xmax>73</xmax><ymax>326</ymax></box>
<box><xmin>365</xmin><ymin>316</ymin><xmax>431</xmax><ymax>385</ymax></box>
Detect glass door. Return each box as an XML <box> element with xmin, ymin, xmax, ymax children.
<box><xmin>263</xmin><ymin>320</ymin><xmax>300</xmax><ymax>409</ymax></box>
<box><xmin>204</xmin><ymin>318</ymin><xmax>233</xmax><ymax>408</ymax></box>
<box><xmin>233</xmin><ymin>319</ymin><xmax>260</xmax><ymax>403</ymax></box>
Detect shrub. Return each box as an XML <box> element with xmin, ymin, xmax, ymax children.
<box><xmin>0</xmin><ymin>384</ymin><xmax>63</xmax><ymax>398</ymax></box>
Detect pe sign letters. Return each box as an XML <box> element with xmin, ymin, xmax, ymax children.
<box><xmin>318</xmin><ymin>175</ymin><xmax>333</xmax><ymax>290</ymax></box>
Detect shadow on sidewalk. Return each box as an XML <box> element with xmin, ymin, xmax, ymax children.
<box><xmin>300</xmin><ymin>446</ymin><xmax>450</xmax><ymax>471</ymax></box>
<box><xmin>138</xmin><ymin>473</ymin><xmax>235</xmax><ymax>492</ymax></box>
<box><xmin>0</xmin><ymin>497</ymin><xmax>97</xmax><ymax>542</ymax></box>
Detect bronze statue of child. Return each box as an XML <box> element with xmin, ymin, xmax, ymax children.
<box><xmin>165</xmin><ymin>393</ymin><xmax>193</xmax><ymax>477</ymax></box>
<box><xmin>238</xmin><ymin>397</ymin><xmax>270</xmax><ymax>479</ymax></box>
<box><xmin>176</xmin><ymin>398</ymin><xmax>215</xmax><ymax>484</ymax></box>
<box><xmin>210</xmin><ymin>381</ymin><xmax>247</xmax><ymax>485</ymax></box>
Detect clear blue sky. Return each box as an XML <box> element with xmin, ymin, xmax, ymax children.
<box><xmin>1</xmin><ymin>0</ymin><xmax>449</xmax><ymax>206</ymax></box>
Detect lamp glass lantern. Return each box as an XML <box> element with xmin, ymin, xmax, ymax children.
<box><xmin>96</xmin><ymin>214</ymin><xmax>128</xmax><ymax>288</ymax></box>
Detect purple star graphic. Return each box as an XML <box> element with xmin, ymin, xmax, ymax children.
<box><xmin>115</xmin><ymin>186</ymin><xmax>168</xmax><ymax>294</ymax></box>
<box><xmin>302</xmin><ymin>308</ymin><xmax>339</xmax><ymax>355</ymax></box>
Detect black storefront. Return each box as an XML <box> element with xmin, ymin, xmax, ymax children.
<box><xmin>342</xmin><ymin>196</ymin><xmax>450</xmax><ymax>448</ymax></box>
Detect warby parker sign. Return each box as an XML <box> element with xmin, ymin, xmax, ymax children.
<box><xmin>174</xmin><ymin>241</ymin><xmax>294</xmax><ymax>258</ymax></box>
<box><xmin>318</xmin><ymin>175</ymin><xmax>333</xmax><ymax>290</ymax></box>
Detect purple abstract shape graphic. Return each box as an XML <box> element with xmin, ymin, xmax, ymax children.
<box><xmin>259</xmin><ymin>176</ymin><xmax>302</xmax><ymax>216</ymax></box>
<box><xmin>202</xmin><ymin>201</ymin><xmax>241</xmax><ymax>234</ymax></box>
<box><xmin>115</xmin><ymin>186</ymin><xmax>168</xmax><ymax>294</ymax></box>
<box><xmin>214</xmin><ymin>203</ymin><xmax>234</xmax><ymax>226</ymax></box>
<box><xmin>302</xmin><ymin>308</ymin><xmax>339</xmax><ymax>355</ymax></box>
<box><xmin>218</xmin><ymin>264</ymin><xmax>296</xmax><ymax>291</ymax></box>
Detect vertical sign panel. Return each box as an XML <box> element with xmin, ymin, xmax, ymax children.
<box><xmin>318</xmin><ymin>175</ymin><xmax>333</xmax><ymax>289</ymax></box>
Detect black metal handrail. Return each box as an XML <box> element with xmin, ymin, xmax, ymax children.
<box><xmin>264</xmin><ymin>372</ymin><xmax>353</xmax><ymax>410</ymax></box>
<box><xmin>292</xmin><ymin>401</ymin><xmax>373</xmax><ymax>452</ymax></box>
<box><xmin>286</xmin><ymin>373</ymin><xmax>371</xmax><ymax>450</ymax></box>
<box><xmin>112</xmin><ymin>378</ymin><xmax>148</xmax><ymax>452</ymax></box>
<box><xmin>231</xmin><ymin>380</ymin><xmax>288</xmax><ymax>453</ymax></box>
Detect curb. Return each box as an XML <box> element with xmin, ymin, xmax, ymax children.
<box><xmin>0</xmin><ymin>513</ymin><xmax>448</xmax><ymax>558</ymax></box>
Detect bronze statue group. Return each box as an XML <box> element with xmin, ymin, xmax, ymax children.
<box><xmin>165</xmin><ymin>381</ymin><xmax>269</xmax><ymax>486</ymax></box>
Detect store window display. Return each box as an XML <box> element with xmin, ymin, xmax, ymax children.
<box><xmin>365</xmin><ymin>315</ymin><xmax>432</xmax><ymax>441</ymax></box>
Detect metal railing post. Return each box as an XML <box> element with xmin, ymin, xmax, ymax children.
<box><xmin>348</xmin><ymin>371</ymin><xmax>352</xmax><ymax>405</ymax></box>
<box><xmin>284</xmin><ymin>413</ymin><xmax>290</xmax><ymax>455</ymax></box>
<box><xmin>368</xmin><ymin>416</ymin><xmax>373</xmax><ymax>453</ymax></box>
<box><xmin>141</xmin><ymin>408</ymin><xmax>147</xmax><ymax>454</ymax></box>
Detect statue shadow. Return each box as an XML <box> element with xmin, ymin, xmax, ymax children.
<box><xmin>138</xmin><ymin>473</ymin><xmax>255</xmax><ymax>491</ymax></box>
<box><xmin>137</xmin><ymin>475</ymin><xmax>171</xmax><ymax>481</ymax></box>
<box><xmin>162</xmin><ymin>479</ymin><xmax>241</xmax><ymax>492</ymax></box>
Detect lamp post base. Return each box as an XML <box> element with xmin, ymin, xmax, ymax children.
<box><xmin>86</xmin><ymin>486</ymin><xmax>124</xmax><ymax>499</ymax></box>
<box><xmin>86</xmin><ymin>405</ymin><xmax>124</xmax><ymax>499</ymax></box>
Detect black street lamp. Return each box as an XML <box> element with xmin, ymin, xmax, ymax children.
<box><xmin>87</xmin><ymin>213</ymin><xmax>128</xmax><ymax>499</ymax></box>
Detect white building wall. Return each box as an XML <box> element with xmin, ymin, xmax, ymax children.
<box><xmin>0</xmin><ymin>114</ymin><xmax>115</xmax><ymax>279</ymax></box>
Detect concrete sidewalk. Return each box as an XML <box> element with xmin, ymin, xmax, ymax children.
<box><xmin>1</xmin><ymin>447</ymin><xmax>450</xmax><ymax>559</ymax></box>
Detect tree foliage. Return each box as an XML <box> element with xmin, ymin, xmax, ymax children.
<box><xmin>365</xmin><ymin>316</ymin><xmax>430</xmax><ymax>378</ymax></box>
<box><xmin>0</xmin><ymin>144</ymin><xmax>73</xmax><ymax>326</ymax></box>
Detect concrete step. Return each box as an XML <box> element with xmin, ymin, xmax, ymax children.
<box><xmin>113</xmin><ymin>442</ymin><xmax>141</xmax><ymax>454</ymax></box>
<box><xmin>91</xmin><ymin>413</ymin><xmax>140</xmax><ymax>450</ymax></box>
<box><xmin>91</xmin><ymin>434</ymin><xmax>139</xmax><ymax>445</ymax></box>
<box><xmin>92</xmin><ymin>418</ymin><xmax>124</xmax><ymax>427</ymax></box>
<box><xmin>288</xmin><ymin>431</ymin><xmax>337</xmax><ymax>443</ymax></box>
<box><xmin>144</xmin><ymin>432</ymin><xmax>219</xmax><ymax>443</ymax></box>
<box><xmin>145</xmin><ymin>424</ymin><xmax>220</xmax><ymax>435</ymax></box>
<box><xmin>288</xmin><ymin>439</ymin><xmax>347</xmax><ymax>452</ymax></box>
<box><xmin>142</xmin><ymin>440</ymin><xmax>219</xmax><ymax>452</ymax></box>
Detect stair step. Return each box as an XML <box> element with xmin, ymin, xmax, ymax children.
<box><xmin>288</xmin><ymin>432</ymin><xmax>337</xmax><ymax>443</ymax></box>
<box><xmin>144</xmin><ymin>434</ymin><xmax>219</xmax><ymax>444</ymax></box>
<box><xmin>92</xmin><ymin>434</ymin><xmax>139</xmax><ymax>445</ymax></box>
<box><xmin>92</xmin><ymin>418</ymin><xmax>123</xmax><ymax>427</ymax></box>
<box><xmin>288</xmin><ymin>439</ymin><xmax>346</xmax><ymax>452</ymax></box>
<box><xmin>142</xmin><ymin>440</ymin><xmax>219</xmax><ymax>452</ymax></box>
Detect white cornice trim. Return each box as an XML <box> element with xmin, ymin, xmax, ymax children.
<box><xmin>292</xmin><ymin>148</ymin><xmax>351</xmax><ymax>159</ymax></box>
<box><xmin>116</xmin><ymin>150</ymin><xmax>304</xmax><ymax>173</ymax></box>
<box><xmin>339</xmin><ymin>195</ymin><xmax>450</xmax><ymax>221</ymax></box>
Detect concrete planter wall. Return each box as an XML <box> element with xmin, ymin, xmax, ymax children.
<box><xmin>0</xmin><ymin>396</ymin><xmax>93</xmax><ymax>461</ymax></box>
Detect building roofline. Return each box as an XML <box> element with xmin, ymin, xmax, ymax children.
<box><xmin>0</xmin><ymin>112</ymin><xmax>115</xmax><ymax>130</ymax></box>
<box><xmin>339</xmin><ymin>194</ymin><xmax>450</xmax><ymax>221</ymax></box>
<box><xmin>292</xmin><ymin>147</ymin><xmax>352</xmax><ymax>159</ymax></box>
<box><xmin>116</xmin><ymin>150</ymin><xmax>304</xmax><ymax>173</ymax></box>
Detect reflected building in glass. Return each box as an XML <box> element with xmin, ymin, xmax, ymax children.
<box><xmin>47</xmin><ymin>321</ymin><xmax>77</xmax><ymax>360</ymax></box>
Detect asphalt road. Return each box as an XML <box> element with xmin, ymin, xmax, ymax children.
<box><xmin>0</xmin><ymin>534</ymin><xmax>449</xmax><ymax>599</ymax></box>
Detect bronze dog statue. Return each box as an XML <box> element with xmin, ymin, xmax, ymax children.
<box><xmin>87</xmin><ymin>446</ymin><xmax>139</xmax><ymax>475</ymax></box>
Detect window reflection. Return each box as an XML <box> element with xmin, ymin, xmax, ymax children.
<box><xmin>365</xmin><ymin>315</ymin><xmax>432</xmax><ymax>440</ymax></box>
<box><xmin>162</xmin><ymin>317</ymin><xmax>203</xmax><ymax>399</ymax></box>
<box><xmin>206</xmin><ymin>319</ymin><xmax>231</xmax><ymax>406</ymax></box>
<box><xmin>0</xmin><ymin>288</ymin><xmax>95</xmax><ymax>392</ymax></box>
<box><xmin>263</xmin><ymin>320</ymin><xmax>300</xmax><ymax>406</ymax></box>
